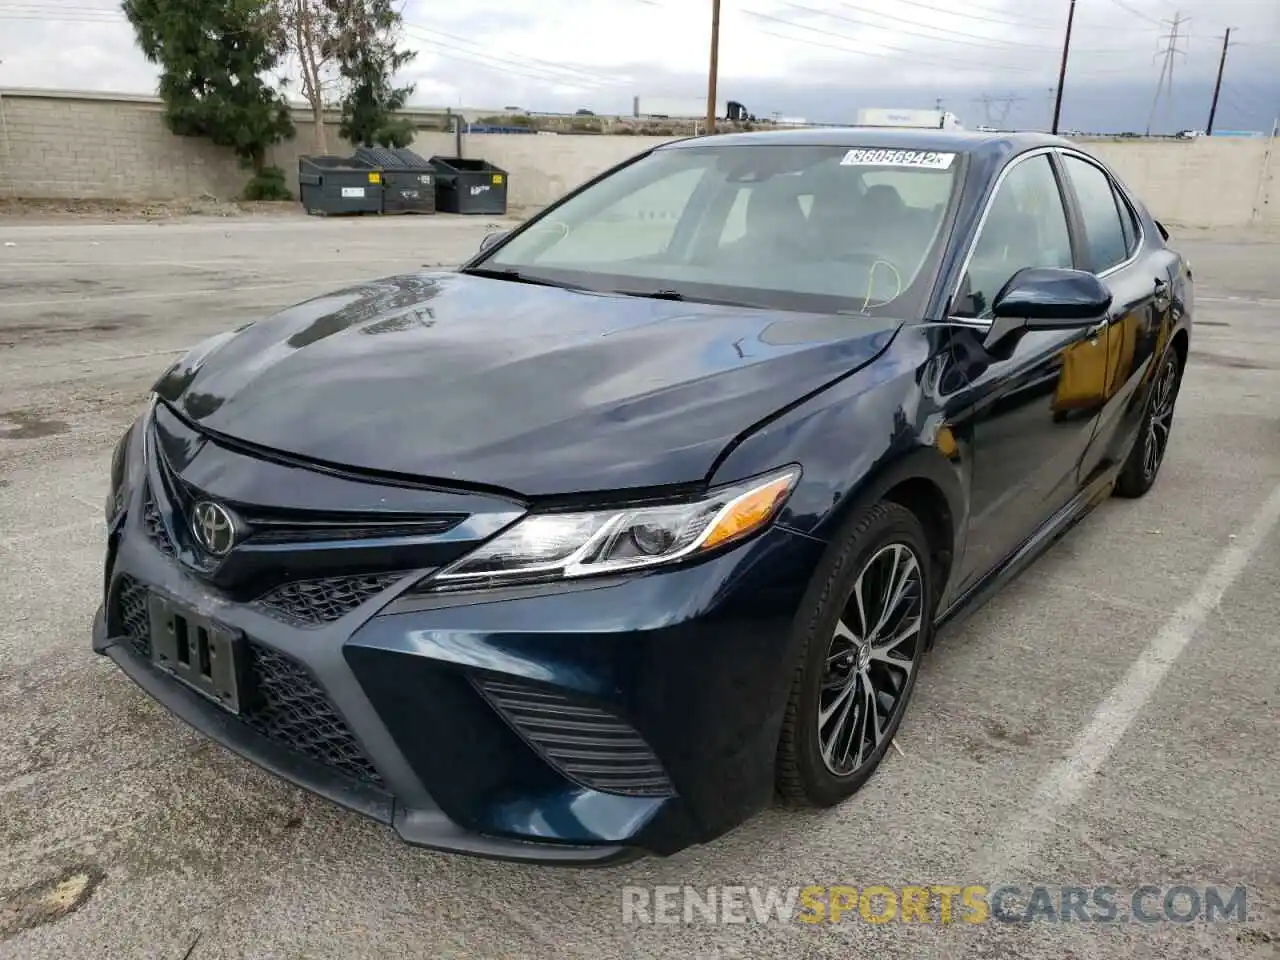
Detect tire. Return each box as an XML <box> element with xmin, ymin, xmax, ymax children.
<box><xmin>776</xmin><ymin>501</ymin><xmax>935</xmax><ymax>807</ymax></box>
<box><xmin>1114</xmin><ymin>347</ymin><xmax>1183</xmax><ymax>499</ymax></box>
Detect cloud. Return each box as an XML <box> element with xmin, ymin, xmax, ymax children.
<box><xmin>0</xmin><ymin>0</ymin><xmax>1276</xmax><ymax>132</ymax></box>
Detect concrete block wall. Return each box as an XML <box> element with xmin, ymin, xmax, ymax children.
<box><xmin>447</xmin><ymin>134</ymin><xmax>676</xmax><ymax>208</ymax></box>
<box><xmin>0</xmin><ymin>89</ymin><xmax>1274</xmax><ymax>226</ymax></box>
<box><xmin>1082</xmin><ymin>137</ymin><xmax>1275</xmax><ymax>228</ymax></box>
<box><xmin>0</xmin><ymin>91</ymin><xmax>250</xmax><ymax>201</ymax></box>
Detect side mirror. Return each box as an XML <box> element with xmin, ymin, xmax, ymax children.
<box><xmin>478</xmin><ymin>231</ymin><xmax>509</xmax><ymax>253</ymax></box>
<box><xmin>985</xmin><ymin>267</ymin><xmax>1111</xmax><ymax>351</ymax></box>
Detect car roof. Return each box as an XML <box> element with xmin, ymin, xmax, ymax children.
<box><xmin>660</xmin><ymin>126</ymin><xmax>1076</xmax><ymax>161</ymax></box>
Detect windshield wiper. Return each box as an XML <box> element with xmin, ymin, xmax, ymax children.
<box><xmin>460</xmin><ymin>266</ymin><xmax>581</xmax><ymax>290</ymax></box>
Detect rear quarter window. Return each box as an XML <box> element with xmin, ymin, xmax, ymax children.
<box><xmin>1062</xmin><ymin>155</ymin><xmax>1129</xmax><ymax>272</ymax></box>
<box><xmin>1115</xmin><ymin>187</ymin><xmax>1142</xmax><ymax>256</ymax></box>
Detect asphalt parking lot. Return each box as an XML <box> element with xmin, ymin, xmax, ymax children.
<box><xmin>1</xmin><ymin>213</ymin><xmax>1277</xmax><ymax>959</ymax></box>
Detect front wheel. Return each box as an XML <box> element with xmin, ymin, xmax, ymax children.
<box><xmin>776</xmin><ymin>501</ymin><xmax>934</xmax><ymax>807</ymax></box>
<box><xmin>1115</xmin><ymin>348</ymin><xmax>1183</xmax><ymax>499</ymax></box>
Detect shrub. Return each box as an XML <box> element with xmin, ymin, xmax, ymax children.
<box><xmin>243</xmin><ymin>165</ymin><xmax>292</xmax><ymax>201</ymax></box>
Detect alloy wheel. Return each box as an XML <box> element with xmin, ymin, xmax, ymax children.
<box><xmin>817</xmin><ymin>542</ymin><xmax>924</xmax><ymax>777</ymax></box>
<box><xmin>1143</xmin><ymin>354</ymin><xmax>1180</xmax><ymax>481</ymax></box>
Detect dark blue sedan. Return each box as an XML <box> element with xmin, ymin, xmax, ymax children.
<box><xmin>94</xmin><ymin>128</ymin><xmax>1192</xmax><ymax>863</ymax></box>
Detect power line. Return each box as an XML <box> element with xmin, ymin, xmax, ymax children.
<box><xmin>741</xmin><ymin>9</ymin><xmax>1048</xmax><ymax>74</ymax></box>
<box><xmin>854</xmin><ymin>0</ymin><xmax>1062</xmax><ymax>31</ymax></box>
<box><xmin>1217</xmin><ymin>81</ymin><xmax>1277</xmax><ymax>122</ymax></box>
<box><xmin>1215</xmin><ymin>83</ymin><xmax>1273</xmax><ymax>130</ymax></box>
<box><xmin>827</xmin><ymin>1</ymin><xmax>1057</xmax><ymax>50</ymax></box>
<box><xmin>780</xmin><ymin>0</ymin><xmax>1116</xmax><ymax>53</ymax></box>
<box><xmin>403</xmin><ymin>29</ymin><xmax>616</xmax><ymax>88</ymax></box>
<box><xmin>749</xmin><ymin>24</ymin><xmax>1046</xmax><ymax>77</ymax></box>
<box><xmin>0</xmin><ymin>7</ymin><xmax>123</xmax><ymax>24</ymax></box>
<box><xmin>1108</xmin><ymin>0</ymin><xmax>1164</xmax><ymax>28</ymax></box>
<box><xmin>403</xmin><ymin>21</ymin><xmax>622</xmax><ymax>87</ymax></box>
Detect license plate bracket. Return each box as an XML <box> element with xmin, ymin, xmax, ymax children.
<box><xmin>148</xmin><ymin>593</ymin><xmax>246</xmax><ymax>714</ymax></box>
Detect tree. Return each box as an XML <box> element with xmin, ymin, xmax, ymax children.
<box><xmin>275</xmin><ymin>0</ymin><xmax>341</xmax><ymax>154</ymax></box>
<box><xmin>330</xmin><ymin>0</ymin><xmax>417</xmax><ymax>148</ymax></box>
<box><xmin>123</xmin><ymin>0</ymin><xmax>295</xmax><ymax>175</ymax></box>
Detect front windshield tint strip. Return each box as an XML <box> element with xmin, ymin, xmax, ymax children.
<box><xmin>479</xmin><ymin>144</ymin><xmax>965</xmax><ymax>317</ymax></box>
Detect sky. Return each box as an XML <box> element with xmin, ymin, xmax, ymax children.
<box><xmin>0</xmin><ymin>0</ymin><xmax>1277</xmax><ymax>133</ymax></box>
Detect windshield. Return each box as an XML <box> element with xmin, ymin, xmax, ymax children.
<box><xmin>474</xmin><ymin>143</ymin><xmax>963</xmax><ymax>314</ymax></box>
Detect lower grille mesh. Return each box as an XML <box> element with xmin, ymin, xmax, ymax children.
<box><xmin>111</xmin><ymin>576</ymin><xmax>383</xmax><ymax>788</ymax></box>
<box><xmin>117</xmin><ymin>576</ymin><xmax>151</xmax><ymax>659</ymax></box>
<box><xmin>477</xmin><ymin>678</ymin><xmax>675</xmax><ymax>798</ymax></box>
<box><xmin>240</xmin><ymin>644</ymin><xmax>384</xmax><ymax>786</ymax></box>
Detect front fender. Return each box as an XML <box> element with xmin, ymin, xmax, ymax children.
<box><xmin>708</xmin><ymin>325</ymin><xmax>969</xmax><ymax>604</ymax></box>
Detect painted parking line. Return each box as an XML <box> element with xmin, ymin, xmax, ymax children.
<box><xmin>983</xmin><ymin>479</ymin><xmax>1280</xmax><ymax>878</ymax></box>
<box><xmin>1197</xmin><ymin>295</ymin><xmax>1280</xmax><ymax>305</ymax></box>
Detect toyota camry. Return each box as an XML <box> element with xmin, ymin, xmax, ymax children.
<box><xmin>94</xmin><ymin>128</ymin><xmax>1192</xmax><ymax>864</ymax></box>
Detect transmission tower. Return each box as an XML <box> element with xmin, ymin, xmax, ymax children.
<box><xmin>1147</xmin><ymin>11</ymin><xmax>1189</xmax><ymax>135</ymax></box>
<box><xmin>972</xmin><ymin>93</ymin><xmax>1025</xmax><ymax>129</ymax></box>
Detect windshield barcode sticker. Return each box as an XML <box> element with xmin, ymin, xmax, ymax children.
<box><xmin>840</xmin><ymin>149</ymin><xmax>956</xmax><ymax>169</ymax></box>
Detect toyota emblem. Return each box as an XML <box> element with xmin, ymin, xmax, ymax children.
<box><xmin>191</xmin><ymin>501</ymin><xmax>239</xmax><ymax>556</ymax></box>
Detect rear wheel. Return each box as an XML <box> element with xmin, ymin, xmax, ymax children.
<box><xmin>1115</xmin><ymin>348</ymin><xmax>1182</xmax><ymax>498</ymax></box>
<box><xmin>776</xmin><ymin>501</ymin><xmax>933</xmax><ymax>807</ymax></box>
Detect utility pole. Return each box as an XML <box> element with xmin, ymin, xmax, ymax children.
<box><xmin>1206</xmin><ymin>28</ymin><xmax>1233</xmax><ymax>135</ymax></box>
<box><xmin>1147</xmin><ymin>11</ymin><xmax>1189</xmax><ymax>135</ymax></box>
<box><xmin>705</xmin><ymin>0</ymin><xmax>721</xmax><ymax>135</ymax></box>
<box><xmin>1051</xmin><ymin>0</ymin><xmax>1076</xmax><ymax>135</ymax></box>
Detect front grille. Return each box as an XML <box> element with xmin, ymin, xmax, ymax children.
<box><xmin>242</xmin><ymin>643</ymin><xmax>384</xmax><ymax>787</ymax></box>
<box><xmin>141</xmin><ymin>484</ymin><xmax>176</xmax><ymax>558</ymax></box>
<box><xmin>255</xmin><ymin>573</ymin><xmax>403</xmax><ymax>627</ymax></box>
<box><xmin>111</xmin><ymin>578</ymin><xmax>383</xmax><ymax>789</ymax></box>
<box><xmin>247</xmin><ymin>517</ymin><xmax>464</xmax><ymax>545</ymax></box>
<box><xmin>477</xmin><ymin>678</ymin><xmax>675</xmax><ymax>798</ymax></box>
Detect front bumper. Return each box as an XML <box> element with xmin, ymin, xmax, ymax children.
<box><xmin>96</xmin><ymin>480</ymin><xmax>824</xmax><ymax>863</ymax></box>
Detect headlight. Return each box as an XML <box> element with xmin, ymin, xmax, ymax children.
<box><xmin>105</xmin><ymin>400</ymin><xmax>154</xmax><ymax>523</ymax></box>
<box><xmin>427</xmin><ymin>467</ymin><xmax>800</xmax><ymax>590</ymax></box>
<box><xmin>106</xmin><ymin>423</ymin><xmax>135</xmax><ymax>522</ymax></box>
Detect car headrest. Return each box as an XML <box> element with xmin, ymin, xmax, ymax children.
<box><xmin>745</xmin><ymin>179</ymin><xmax>808</xmax><ymax>236</ymax></box>
<box><xmin>862</xmin><ymin>184</ymin><xmax>907</xmax><ymax>222</ymax></box>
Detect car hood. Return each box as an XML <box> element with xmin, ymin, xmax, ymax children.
<box><xmin>155</xmin><ymin>272</ymin><xmax>902</xmax><ymax>496</ymax></box>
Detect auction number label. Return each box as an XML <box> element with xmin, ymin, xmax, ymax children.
<box><xmin>840</xmin><ymin>149</ymin><xmax>956</xmax><ymax>169</ymax></box>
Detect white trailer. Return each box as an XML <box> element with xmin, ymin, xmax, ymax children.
<box><xmin>857</xmin><ymin>108</ymin><xmax>964</xmax><ymax>130</ymax></box>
